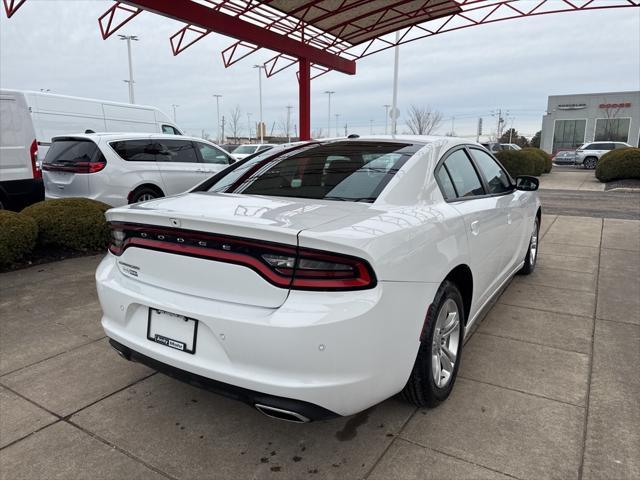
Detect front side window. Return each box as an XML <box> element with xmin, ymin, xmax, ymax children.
<box><xmin>161</xmin><ymin>125</ymin><xmax>181</xmax><ymax>135</ymax></box>
<box><xmin>197</xmin><ymin>143</ymin><xmax>231</xmax><ymax>164</ymax></box>
<box><xmin>206</xmin><ymin>141</ymin><xmax>419</xmax><ymax>202</ymax></box>
<box><xmin>232</xmin><ymin>145</ymin><xmax>258</xmax><ymax>155</ymax></box>
<box><xmin>442</xmin><ymin>149</ymin><xmax>485</xmax><ymax>198</ymax></box>
<box><xmin>469</xmin><ymin>148</ymin><xmax>512</xmax><ymax>194</ymax></box>
<box><xmin>110</xmin><ymin>140</ymin><xmax>156</xmax><ymax>162</ymax></box>
<box><xmin>155</xmin><ymin>140</ymin><xmax>198</xmax><ymax>163</ymax></box>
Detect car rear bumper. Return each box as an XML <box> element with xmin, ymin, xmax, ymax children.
<box><xmin>96</xmin><ymin>254</ymin><xmax>437</xmax><ymax>417</ymax></box>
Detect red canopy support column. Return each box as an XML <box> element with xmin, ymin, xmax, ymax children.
<box><xmin>299</xmin><ymin>58</ymin><xmax>311</xmax><ymax>141</ymax></box>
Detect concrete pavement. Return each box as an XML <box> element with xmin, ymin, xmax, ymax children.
<box><xmin>538</xmin><ymin>168</ymin><xmax>605</xmax><ymax>192</ymax></box>
<box><xmin>1</xmin><ymin>215</ymin><xmax>639</xmax><ymax>479</ymax></box>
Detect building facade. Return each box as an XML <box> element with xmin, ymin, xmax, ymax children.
<box><xmin>541</xmin><ymin>91</ymin><xmax>640</xmax><ymax>153</ymax></box>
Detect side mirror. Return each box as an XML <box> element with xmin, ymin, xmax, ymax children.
<box><xmin>515</xmin><ymin>175</ymin><xmax>539</xmax><ymax>191</ymax></box>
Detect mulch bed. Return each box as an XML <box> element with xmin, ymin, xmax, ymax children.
<box><xmin>605</xmin><ymin>179</ymin><xmax>640</xmax><ymax>191</ymax></box>
<box><xmin>1</xmin><ymin>247</ymin><xmax>105</xmax><ymax>273</ymax></box>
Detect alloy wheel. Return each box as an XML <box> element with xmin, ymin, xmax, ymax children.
<box><xmin>431</xmin><ymin>298</ymin><xmax>461</xmax><ymax>388</ymax></box>
<box><xmin>137</xmin><ymin>193</ymin><xmax>156</xmax><ymax>202</ymax></box>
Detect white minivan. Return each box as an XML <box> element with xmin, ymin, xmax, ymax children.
<box><xmin>1</xmin><ymin>89</ymin><xmax>183</xmax><ymax>209</ymax></box>
<box><xmin>43</xmin><ymin>133</ymin><xmax>235</xmax><ymax>206</ymax></box>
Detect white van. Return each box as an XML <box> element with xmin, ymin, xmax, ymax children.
<box><xmin>0</xmin><ymin>91</ymin><xmax>42</xmax><ymax>209</ymax></box>
<box><xmin>0</xmin><ymin>89</ymin><xmax>182</xmax><ymax>209</ymax></box>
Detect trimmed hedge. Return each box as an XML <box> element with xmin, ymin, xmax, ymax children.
<box><xmin>595</xmin><ymin>148</ymin><xmax>640</xmax><ymax>182</ymax></box>
<box><xmin>21</xmin><ymin>198</ymin><xmax>111</xmax><ymax>251</ymax></box>
<box><xmin>523</xmin><ymin>148</ymin><xmax>552</xmax><ymax>174</ymax></box>
<box><xmin>0</xmin><ymin>210</ymin><xmax>38</xmax><ymax>266</ymax></box>
<box><xmin>495</xmin><ymin>150</ymin><xmax>537</xmax><ymax>178</ymax></box>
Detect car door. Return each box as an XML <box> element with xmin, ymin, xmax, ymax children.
<box><xmin>154</xmin><ymin>139</ymin><xmax>203</xmax><ymax>195</ymax></box>
<box><xmin>468</xmin><ymin>147</ymin><xmax>527</xmax><ymax>279</ymax></box>
<box><xmin>194</xmin><ymin>141</ymin><xmax>233</xmax><ymax>176</ymax></box>
<box><xmin>436</xmin><ymin>147</ymin><xmax>508</xmax><ymax>307</ymax></box>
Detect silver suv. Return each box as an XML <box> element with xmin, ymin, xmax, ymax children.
<box><xmin>575</xmin><ymin>141</ymin><xmax>631</xmax><ymax>169</ymax></box>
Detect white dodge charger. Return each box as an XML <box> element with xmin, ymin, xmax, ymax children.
<box><xmin>97</xmin><ymin>136</ymin><xmax>541</xmax><ymax>422</ymax></box>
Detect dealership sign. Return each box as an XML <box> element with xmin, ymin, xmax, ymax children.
<box><xmin>599</xmin><ymin>102</ymin><xmax>631</xmax><ymax>109</ymax></box>
<box><xmin>557</xmin><ymin>103</ymin><xmax>587</xmax><ymax>110</ymax></box>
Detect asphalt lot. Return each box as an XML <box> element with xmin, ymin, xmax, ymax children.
<box><xmin>1</xmin><ymin>169</ymin><xmax>639</xmax><ymax>479</ymax></box>
<box><xmin>538</xmin><ymin>167</ymin><xmax>640</xmax><ymax>220</ymax></box>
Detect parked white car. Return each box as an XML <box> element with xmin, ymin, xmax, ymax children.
<box><xmin>500</xmin><ymin>143</ymin><xmax>521</xmax><ymax>151</ymax></box>
<box><xmin>575</xmin><ymin>141</ymin><xmax>631</xmax><ymax>169</ymax></box>
<box><xmin>231</xmin><ymin>143</ymin><xmax>276</xmax><ymax>160</ymax></box>
<box><xmin>97</xmin><ymin>136</ymin><xmax>541</xmax><ymax>422</ymax></box>
<box><xmin>43</xmin><ymin>133</ymin><xmax>234</xmax><ymax>206</ymax></box>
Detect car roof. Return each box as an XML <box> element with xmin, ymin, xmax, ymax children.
<box><xmin>50</xmin><ymin>132</ymin><xmax>219</xmax><ymax>144</ymax></box>
<box><xmin>325</xmin><ymin>135</ymin><xmax>475</xmax><ymax>150</ymax></box>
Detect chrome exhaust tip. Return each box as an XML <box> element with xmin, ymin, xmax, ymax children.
<box><xmin>254</xmin><ymin>404</ymin><xmax>310</xmax><ymax>423</ymax></box>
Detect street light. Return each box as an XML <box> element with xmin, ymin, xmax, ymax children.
<box><xmin>247</xmin><ymin>112</ymin><xmax>253</xmax><ymax>142</ymax></box>
<box><xmin>171</xmin><ymin>104</ymin><xmax>179</xmax><ymax>122</ymax></box>
<box><xmin>253</xmin><ymin>65</ymin><xmax>266</xmax><ymax>143</ymax></box>
<box><xmin>118</xmin><ymin>34</ymin><xmax>139</xmax><ymax>104</ymax></box>
<box><xmin>324</xmin><ymin>91</ymin><xmax>335</xmax><ymax>137</ymax></box>
<box><xmin>212</xmin><ymin>94</ymin><xmax>223</xmax><ymax>144</ymax></box>
<box><xmin>383</xmin><ymin>104</ymin><xmax>390</xmax><ymax>135</ymax></box>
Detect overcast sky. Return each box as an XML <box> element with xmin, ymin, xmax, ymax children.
<box><xmin>1</xmin><ymin>0</ymin><xmax>639</xmax><ymax>140</ymax></box>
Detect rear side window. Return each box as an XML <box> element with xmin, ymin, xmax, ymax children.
<box><xmin>207</xmin><ymin>141</ymin><xmax>419</xmax><ymax>202</ymax></box>
<box><xmin>468</xmin><ymin>148</ymin><xmax>512</xmax><ymax>194</ymax></box>
<box><xmin>44</xmin><ymin>139</ymin><xmax>103</xmax><ymax>166</ymax></box>
<box><xmin>442</xmin><ymin>149</ymin><xmax>485</xmax><ymax>198</ymax></box>
<box><xmin>110</xmin><ymin>140</ymin><xmax>156</xmax><ymax>161</ymax></box>
<box><xmin>436</xmin><ymin>167</ymin><xmax>457</xmax><ymax>200</ymax></box>
<box><xmin>156</xmin><ymin>140</ymin><xmax>198</xmax><ymax>163</ymax></box>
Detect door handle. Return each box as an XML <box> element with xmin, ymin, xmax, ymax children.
<box><xmin>470</xmin><ymin>220</ymin><xmax>480</xmax><ymax>236</ymax></box>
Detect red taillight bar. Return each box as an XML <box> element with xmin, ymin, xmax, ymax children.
<box><xmin>43</xmin><ymin>161</ymin><xmax>106</xmax><ymax>174</ymax></box>
<box><xmin>108</xmin><ymin>222</ymin><xmax>376</xmax><ymax>291</ymax></box>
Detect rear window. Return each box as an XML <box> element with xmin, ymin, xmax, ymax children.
<box><xmin>206</xmin><ymin>141</ymin><xmax>419</xmax><ymax>202</ymax></box>
<box><xmin>44</xmin><ymin>138</ymin><xmax>103</xmax><ymax>166</ymax></box>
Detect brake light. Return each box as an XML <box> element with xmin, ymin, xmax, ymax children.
<box><xmin>30</xmin><ymin>140</ymin><xmax>41</xmax><ymax>179</ymax></box>
<box><xmin>108</xmin><ymin>223</ymin><xmax>376</xmax><ymax>291</ymax></box>
<box><xmin>43</xmin><ymin>160</ymin><xmax>106</xmax><ymax>174</ymax></box>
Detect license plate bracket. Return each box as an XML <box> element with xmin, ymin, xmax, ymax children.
<box><xmin>147</xmin><ymin>308</ymin><xmax>198</xmax><ymax>354</ymax></box>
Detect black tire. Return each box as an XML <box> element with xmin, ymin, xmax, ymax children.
<box><xmin>129</xmin><ymin>186</ymin><xmax>162</xmax><ymax>204</ymax></box>
<box><xmin>583</xmin><ymin>156</ymin><xmax>597</xmax><ymax>169</ymax></box>
<box><xmin>519</xmin><ymin>217</ymin><xmax>539</xmax><ymax>275</ymax></box>
<box><xmin>401</xmin><ymin>280</ymin><xmax>464</xmax><ymax>408</ymax></box>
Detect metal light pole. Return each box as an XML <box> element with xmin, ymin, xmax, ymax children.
<box><xmin>383</xmin><ymin>104</ymin><xmax>390</xmax><ymax>135</ymax></box>
<box><xmin>212</xmin><ymin>94</ymin><xmax>222</xmax><ymax>144</ymax></box>
<box><xmin>118</xmin><ymin>35</ymin><xmax>138</xmax><ymax>104</ymax></box>
<box><xmin>247</xmin><ymin>112</ymin><xmax>252</xmax><ymax>142</ymax></box>
<box><xmin>286</xmin><ymin>105</ymin><xmax>293</xmax><ymax>142</ymax></box>
<box><xmin>253</xmin><ymin>65</ymin><xmax>265</xmax><ymax>143</ymax></box>
<box><xmin>171</xmin><ymin>104</ymin><xmax>179</xmax><ymax>122</ymax></box>
<box><xmin>324</xmin><ymin>91</ymin><xmax>335</xmax><ymax>137</ymax></box>
<box><xmin>391</xmin><ymin>31</ymin><xmax>400</xmax><ymax>135</ymax></box>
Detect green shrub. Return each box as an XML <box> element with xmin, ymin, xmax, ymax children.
<box><xmin>0</xmin><ymin>210</ymin><xmax>38</xmax><ymax>266</ymax></box>
<box><xmin>495</xmin><ymin>150</ymin><xmax>537</xmax><ymax>178</ymax></box>
<box><xmin>523</xmin><ymin>147</ymin><xmax>552</xmax><ymax>174</ymax></box>
<box><xmin>595</xmin><ymin>148</ymin><xmax>640</xmax><ymax>182</ymax></box>
<box><xmin>21</xmin><ymin>198</ymin><xmax>111</xmax><ymax>251</ymax></box>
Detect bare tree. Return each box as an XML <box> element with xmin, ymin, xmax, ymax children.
<box><xmin>406</xmin><ymin>105</ymin><xmax>443</xmax><ymax>135</ymax></box>
<box><xmin>598</xmin><ymin>101</ymin><xmax>622</xmax><ymax>141</ymax></box>
<box><xmin>228</xmin><ymin>105</ymin><xmax>242</xmax><ymax>141</ymax></box>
